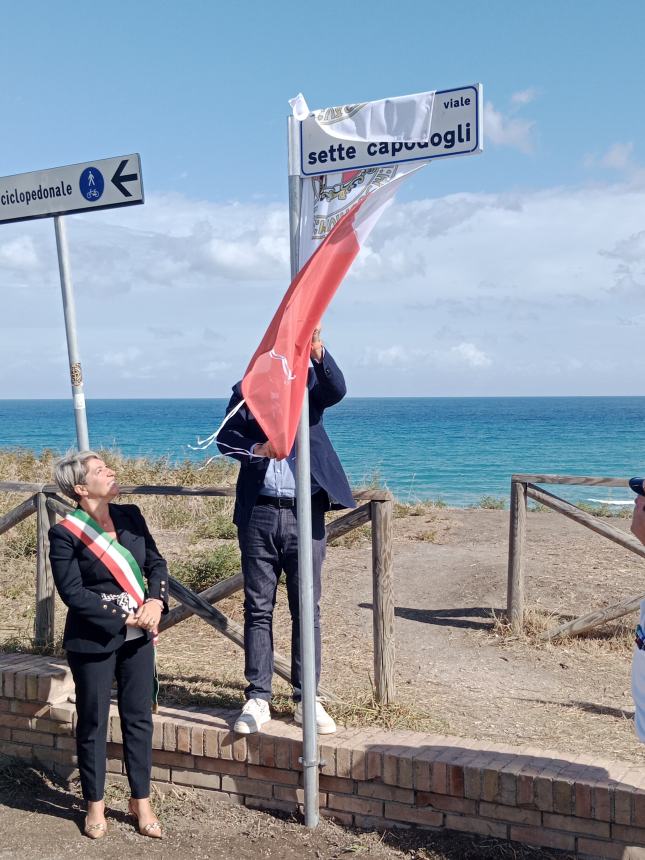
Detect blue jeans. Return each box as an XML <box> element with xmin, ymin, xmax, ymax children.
<box><xmin>238</xmin><ymin>494</ymin><xmax>326</xmax><ymax>702</ymax></box>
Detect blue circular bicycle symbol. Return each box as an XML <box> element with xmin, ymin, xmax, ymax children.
<box><xmin>79</xmin><ymin>167</ymin><xmax>104</xmax><ymax>201</ymax></box>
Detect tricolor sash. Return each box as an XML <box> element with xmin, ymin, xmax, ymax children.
<box><xmin>60</xmin><ymin>508</ymin><xmax>146</xmax><ymax>607</ymax></box>
<box><xmin>60</xmin><ymin>507</ymin><xmax>160</xmax><ymax>709</ymax></box>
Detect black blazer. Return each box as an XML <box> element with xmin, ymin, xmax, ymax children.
<box><xmin>216</xmin><ymin>350</ymin><xmax>356</xmax><ymax>529</ymax></box>
<box><xmin>49</xmin><ymin>503</ymin><xmax>169</xmax><ymax>654</ymax></box>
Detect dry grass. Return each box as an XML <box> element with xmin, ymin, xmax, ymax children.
<box><xmin>491</xmin><ymin>604</ymin><xmax>635</xmax><ymax>655</ymax></box>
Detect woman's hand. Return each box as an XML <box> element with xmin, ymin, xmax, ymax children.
<box><xmin>134</xmin><ymin>600</ymin><xmax>163</xmax><ymax>631</ymax></box>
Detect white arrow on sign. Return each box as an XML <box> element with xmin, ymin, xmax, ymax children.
<box><xmin>0</xmin><ymin>153</ymin><xmax>144</xmax><ymax>225</ymax></box>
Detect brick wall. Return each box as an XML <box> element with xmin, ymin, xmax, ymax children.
<box><xmin>0</xmin><ymin>653</ymin><xmax>644</xmax><ymax>859</ymax></box>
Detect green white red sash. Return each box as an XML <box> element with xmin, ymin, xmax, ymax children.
<box><xmin>60</xmin><ymin>508</ymin><xmax>146</xmax><ymax>607</ymax></box>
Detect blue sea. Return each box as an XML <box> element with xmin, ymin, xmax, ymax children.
<box><xmin>1</xmin><ymin>397</ymin><xmax>644</xmax><ymax>507</ymax></box>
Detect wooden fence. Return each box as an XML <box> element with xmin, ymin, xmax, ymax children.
<box><xmin>0</xmin><ymin>482</ymin><xmax>396</xmax><ymax>704</ymax></box>
<box><xmin>507</xmin><ymin>474</ymin><xmax>644</xmax><ymax>639</ymax></box>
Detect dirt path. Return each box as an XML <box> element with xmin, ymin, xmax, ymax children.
<box><xmin>0</xmin><ymin>758</ymin><xmax>571</xmax><ymax>859</ymax></box>
<box><xmin>154</xmin><ymin>507</ymin><xmax>645</xmax><ymax>763</ymax></box>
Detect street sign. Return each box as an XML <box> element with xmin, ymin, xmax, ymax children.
<box><xmin>299</xmin><ymin>84</ymin><xmax>482</xmax><ymax>176</ymax></box>
<box><xmin>0</xmin><ymin>153</ymin><xmax>144</xmax><ymax>225</ymax></box>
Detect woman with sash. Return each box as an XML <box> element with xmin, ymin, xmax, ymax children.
<box><xmin>48</xmin><ymin>451</ymin><xmax>168</xmax><ymax>839</ymax></box>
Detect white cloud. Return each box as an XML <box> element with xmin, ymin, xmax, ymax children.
<box><xmin>511</xmin><ymin>88</ymin><xmax>538</xmax><ymax>106</ymax></box>
<box><xmin>4</xmin><ymin>172</ymin><xmax>645</xmax><ymax>396</ymax></box>
<box><xmin>484</xmin><ymin>102</ymin><xmax>535</xmax><ymax>153</ymax></box>
<box><xmin>600</xmin><ymin>142</ymin><xmax>634</xmax><ymax>170</ymax></box>
<box><xmin>449</xmin><ymin>342</ymin><xmax>492</xmax><ymax>368</ymax></box>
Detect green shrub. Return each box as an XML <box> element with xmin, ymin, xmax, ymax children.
<box><xmin>478</xmin><ymin>496</ymin><xmax>506</xmax><ymax>510</ymax></box>
<box><xmin>173</xmin><ymin>545</ymin><xmax>241</xmax><ymax>592</ymax></box>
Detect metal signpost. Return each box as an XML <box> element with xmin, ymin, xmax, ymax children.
<box><xmin>289</xmin><ymin>84</ymin><xmax>483</xmax><ymax>827</ymax></box>
<box><xmin>0</xmin><ymin>154</ymin><xmax>144</xmax><ymax>449</ymax></box>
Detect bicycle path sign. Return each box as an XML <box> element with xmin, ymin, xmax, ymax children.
<box><xmin>0</xmin><ymin>153</ymin><xmax>143</xmax><ymax>225</ymax></box>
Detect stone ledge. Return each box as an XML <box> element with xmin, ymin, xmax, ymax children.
<box><xmin>1</xmin><ymin>652</ymin><xmax>645</xmax><ymax>858</ymax></box>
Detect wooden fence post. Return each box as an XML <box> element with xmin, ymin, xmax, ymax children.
<box><xmin>371</xmin><ymin>497</ymin><xmax>395</xmax><ymax>704</ymax></box>
<box><xmin>34</xmin><ymin>492</ymin><xmax>56</xmax><ymax>647</ymax></box>
<box><xmin>507</xmin><ymin>480</ymin><xmax>527</xmax><ymax>633</ymax></box>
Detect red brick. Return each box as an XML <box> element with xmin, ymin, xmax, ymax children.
<box><xmin>319</xmin><ymin>774</ymin><xmax>354</xmax><ymax>794</ymax></box>
<box><xmin>152</xmin><ymin>750</ymin><xmax>194</xmax><ymax>768</ymax></box>
<box><xmin>232</xmin><ymin>735</ymin><xmax>247</xmax><ymax>763</ymax></box>
<box><xmin>12</xmin><ymin>730</ymin><xmax>53</xmax><ymax>747</ymax></box>
<box><xmin>246</xmin><ymin>797</ymin><xmax>298</xmax><ymax>815</ymax></box>
<box><xmin>172</xmin><ymin>769</ymin><xmax>220</xmax><ymax>790</ymax></box>
<box><xmin>0</xmin><ymin>699</ymin><xmax>10</xmax><ymax>713</ymax></box>
<box><xmin>0</xmin><ymin>742</ymin><xmax>33</xmax><ymax>760</ymax></box>
<box><xmin>191</xmin><ymin>727</ymin><xmax>204</xmax><ymax>758</ymax></box>
<box><xmin>445</xmin><ymin>812</ymin><xmax>508</xmax><ymax>839</ymax></box>
<box><xmin>552</xmin><ymin>776</ymin><xmax>575</xmax><ymax>815</ymax></box>
<box><xmin>366</xmin><ymin>749</ymin><xmax>382</xmax><ymax>781</ymax></box>
<box><xmin>509</xmin><ymin>823</ymin><xmax>575</xmax><ymax>852</ymax></box>
<box><xmin>382</xmin><ymin>748</ymin><xmax>399</xmax><ymax>786</ymax></box>
<box><xmin>0</xmin><ymin>714</ymin><xmax>31</xmax><ymax>730</ymax></box>
<box><xmin>9</xmin><ymin>701</ymin><xmax>49</xmax><ymax>717</ymax></box>
<box><xmin>593</xmin><ymin>783</ymin><xmax>612</xmax><ymax>822</ymax></box>
<box><xmin>273</xmin><ymin>736</ymin><xmax>291</xmax><ymax>770</ymax></box>
<box><xmin>274</xmin><ymin>785</ymin><xmax>304</xmax><ymax>805</ymax></box>
<box><xmin>203</xmin><ymin>728</ymin><xmax>220</xmax><ymax>758</ymax></box>
<box><xmin>577</xmin><ymin>837</ymin><xmax>629</xmax><ymax>859</ymax></box>
<box><xmin>218</xmin><ymin>731</ymin><xmax>236</xmax><ymax>761</ymax></box>
<box><xmin>26</xmin><ymin>674</ymin><xmax>39</xmax><ymax>701</ymax></box>
<box><xmin>398</xmin><ymin>753</ymin><xmax>415</xmax><ymax>790</ymax></box>
<box><xmin>0</xmin><ymin>726</ymin><xmax>10</xmax><ymax>741</ymax></box>
<box><xmin>110</xmin><ymin>715</ymin><xmax>122</xmax><ymax>744</ymax></box>
<box><xmin>612</xmin><ymin>823</ymin><xmax>645</xmax><ymax>845</ymax></box>
<box><xmin>245</xmin><ymin>734</ymin><xmax>261</xmax><ymax>766</ymax></box>
<box><xmin>13</xmin><ymin>671</ymin><xmax>28</xmax><ymax>700</ymax></box>
<box><xmin>193</xmin><ymin>755</ymin><xmax>247</xmax><ymax>777</ymax></box>
<box><xmin>259</xmin><ymin>734</ymin><xmax>276</xmax><ymax>768</ymax></box>
<box><xmin>55</xmin><ymin>736</ymin><xmax>77</xmax><ymax>751</ymax></box>
<box><xmin>163</xmin><ymin>721</ymin><xmax>176</xmax><ymax>751</ymax></box>
<box><xmin>479</xmin><ymin>801</ymin><xmax>540</xmax><ymax>825</ymax></box>
<box><xmin>533</xmin><ymin>774</ymin><xmax>554</xmax><ymax>812</ymax></box>
<box><xmin>447</xmin><ymin>763</ymin><xmax>465</xmax><ymax>797</ymax></box>
<box><xmin>320</xmin><ymin>808</ymin><xmax>353</xmax><ymax>826</ymax></box>
<box><xmin>32</xmin><ymin>746</ymin><xmax>75</xmax><ymax>765</ymax></box>
<box><xmin>176</xmin><ymin>725</ymin><xmax>191</xmax><ymax>754</ymax></box>
<box><xmin>150</xmin><ymin>765</ymin><xmax>170</xmax><ymax>781</ymax></box>
<box><xmin>151</xmin><ymin>719</ymin><xmax>163</xmax><ymax>749</ymax></box>
<box><xmin>575</xmin><ymin>779</ymin><xmax>593</xmax><ymax>820</ymax></box>
<box><xmin>350</xmin><ymin>747</ymin><xmax>367</xmax><ymax>781</ymax></box>
<box><xmin>31</xmin><ymin>718</ymin><xmax>73</xmax><ymax>734</ymax></box>
<box><xmin>354</xmin><ymin>814</ymin><xmax>407</xmax><ymax>831</ymax></box>
<box><xmin>220</xmin><ymin>775</ymin><xmax>272</xmax><ymax>799</ymax></box>
<box><xmin>543</xmin><ymin>812</ymin><xmax>610</xmax><ymax>838</ymax></box>
<box><xmin>480</xmin><ymin>765</ymin><xmax>499</xmax><ymax>803</ymax></box>
<box><xmin>384</xmin><ymin>802</ymin><xmax>443</xmax><ymax>827</ymax></box>
<box><xmin>335</xmin><ymin>743</ymin><xmax>352</xmax><ymax>778</ymax></box>
<box><xmin>613</xmin><ymin>786</ymin><xmax>634</xmax><ymax>826</ymax></box>
<box><xmin>357</xmin><ymin>782</ymin><xmax>413</xmax><ymax>804</ymax></box>
<box><xmin>328</xmin><ymin>793</ymin><xmax>383</xmax><ymax>816</ymax></box>
<box><xmin>415</xmin><ymin>792</ymin><xmax>477</xmax><ymax>815</ymax></box>
<box><xmin>247</xmin><ymin>764</ymin><xmax>299</xmax><ymax>785</ymax></box>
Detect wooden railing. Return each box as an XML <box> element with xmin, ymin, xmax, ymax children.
<box><xmin>0</xmin><ymin>482</ymin><xmax>396</xmax><ymax>704</ymax></box>
<box><xmin>507</xmin><ymin>474</ymin><xmax>643</xmax><ymax>639</ymax></box>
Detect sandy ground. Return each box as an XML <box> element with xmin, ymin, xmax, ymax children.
<box><xmin>153</xmin><ymin>507</ymin><xmax>645</xmax><ymax>763</ymax></box>
<box><xmin>0</xmin><ymin>505</ymin><xmax>642</xmax><ymax>857</ymax></box>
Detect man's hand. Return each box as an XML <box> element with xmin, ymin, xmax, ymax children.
<box><xmin>254</xmin><ymin>441</ymin><xmax>279</xmax><ymax>459</ymax></box>
<box><xmin>631</xmin><ymin>495</ymin><xmax>645</xmax><ymax>544</ymax></box>
<box><xmin>311</xmin><ymin>326</ymin><xmax>324</xmax><ymax>363</ymax></box>
<box><xmin>133</xmin><ymin>601</ymin><xmax>162</xmax><ymax>631</ymax></box>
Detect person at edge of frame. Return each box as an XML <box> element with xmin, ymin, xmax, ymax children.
<box><xmin>216</xmin><ymin>327</ymin><xmax>355</xmax><ymax>735</ymax></box>
<box><xmin>48</xmin><ymin>451</ymin><xmax>168</xmax><ymax>840</ymax></box>
<box><xmin>630</xmin><ymin>485</ymin><xmax>645</xmax><ymax>742</ymax></box>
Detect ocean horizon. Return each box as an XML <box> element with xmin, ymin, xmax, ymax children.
<box><xmin>1</xmin><ymin>396</ymin><xmax>644</xmax><ymax>507</ymax></box>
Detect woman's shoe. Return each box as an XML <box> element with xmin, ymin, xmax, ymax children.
<box><xmin>83</xmin><ymin>817</ymin><xmax>107</xmax><ymax>839</ymax></box>
<box><xmin>128</xmin><ymin>800</ymin><xmax>163</xmax><ymax>839</ymax></box>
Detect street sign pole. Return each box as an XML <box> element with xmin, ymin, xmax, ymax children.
<box><xmin>0</xmin><ymin>153</ymin><xmax>144</xmax><ymax>451</ymax></box>
<box><xmin>54</xmin><ymin>215</ymin><xmax>89</xmax><ymax>451</ymax></box>
<box><xmin>288</xmin><ymin>114</ymin><xmax>320</xmax><ymax>829</ymax></box>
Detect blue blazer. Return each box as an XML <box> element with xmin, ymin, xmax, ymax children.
<box><xmin>49</xmin><ymin>503</ymin><xmax>169</xmax><ymax>654</ymax></box>
<box><xmin>217</xmin><ymin>350</ymin><xmax>355</xmax><ymax>528</ymax></box>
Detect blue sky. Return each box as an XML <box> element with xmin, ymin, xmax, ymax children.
<box><xmin>2</xmin><ymin>1</ymin><xmax>645</xmax><ymax>397</ymax></box>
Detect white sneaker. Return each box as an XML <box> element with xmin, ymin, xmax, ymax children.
<box><xmin>234</xmin><ymin>698</ymin><xmax>271</xmax><ymax>734</ymax></box>
<box><xmin>294</xmin><ymin>698</ymin><xmax>336</xmax><ymax>734</ymax></box>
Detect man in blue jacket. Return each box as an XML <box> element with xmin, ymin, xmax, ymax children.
<box><xmin>217</xmin><ymin>330</ymin><xmax>354</xmax><ymax>735</ymax></box>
